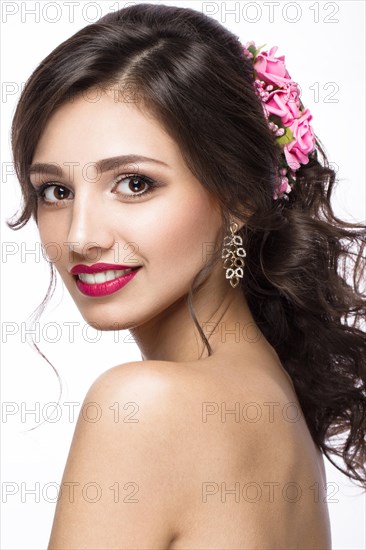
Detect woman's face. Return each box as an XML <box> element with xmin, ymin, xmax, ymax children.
<box><xmin>29</xmin><ymin>88</ymin><xmax>224</xmax><ymax>330</ymax></box>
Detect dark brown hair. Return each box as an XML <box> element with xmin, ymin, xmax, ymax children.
<box><xmin>8</xmin><ymin>3</ymin><xmax>366</xmax><ymax>486</ymax></box>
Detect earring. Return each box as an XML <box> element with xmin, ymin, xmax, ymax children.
<box><xmin>222</xmin><ymin>221</ymin><xmax>246</xmax><ymax>288</ymax></box>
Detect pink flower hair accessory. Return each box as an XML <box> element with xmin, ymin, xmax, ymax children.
<box><xmin>242</xmin><ymin>42</ymin><xmax>316</xmax><ymax>200</ymax></box>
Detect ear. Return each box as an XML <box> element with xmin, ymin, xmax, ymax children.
<box><xmin>230</xmin><ymin>217</ymin><xmax>246</xmax><ymax>232</ymax></box>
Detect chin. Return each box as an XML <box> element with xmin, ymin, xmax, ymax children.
<box><xmin>69</xmin><ymin>299</ymin><xmax>138</xmax><ymax>331</ymax></box>
<box><xmin>83</xmin><ymin>315</ymin><xmax>140</xmax><ymax>332</ymax></box>
<box><xmin>65</xmin><ymin>284</ymin><xmax>139</xmax><ymax>328</ymax></box>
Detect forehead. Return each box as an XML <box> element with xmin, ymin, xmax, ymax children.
<box><xmin>31</xmin><ymin>89</ymin><xmax>183</xmax><ymax>172</ymax></box>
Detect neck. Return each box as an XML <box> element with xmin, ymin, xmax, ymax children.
<box><xmin>129</xmin><ymin>268</ymin><xmax>260</xmax><ymax>363</ymax></box>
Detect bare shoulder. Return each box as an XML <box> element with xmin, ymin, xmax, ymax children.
<box><xmin>69</xmin><ymin>359</ymin><xmax>329</xmax><ymax>549</ymax></box>
<box><xmin>89</xmin><ymin>358</ymin><xmax>218</xmax><ymax>419</ymax></box>
<box><xmin>90</xmin><ymin>358</ymin><xmax>187</xmax><ymax>398</ymax></box>
<box><xmin>119</xmin><ymin>358</ymin><xmax>322</xmax><ymax>483</ymax></box>
<box><xmin>86</xmin><ymin>359</ymin><xmax>202</xmax><ymax>424</ymax></box>
<box><xmin>47</xmin><ymin>359</ymin><xmax>194</xmax><ymax>549</ymax></box>
<box><xmin>92</xmin><ymin>357</ymin><xmax>308</xmax><ymax>459</ymax></box>
<box><xmin>92</xmin><ymin>357</ymin><xmax>311</xmax><ymax>485</ymax></box>
<box><xmin>97</xmin><ymin>359</ymin><xmax>328</xmax><ymax>549</ymax></box>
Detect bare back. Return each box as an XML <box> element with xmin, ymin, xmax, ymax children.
<box><xmin>167</xmin><ymin>349</ymin><xmax>332</xmax><ymax>549</ymax></box>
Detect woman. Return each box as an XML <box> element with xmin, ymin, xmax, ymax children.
<box><xmin>8</xmin><ymin>3</ymin><xmax>365</xmax><ymax>548</ymax></box>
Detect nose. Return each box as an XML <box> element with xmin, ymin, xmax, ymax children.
<box><xmin>65</xmin><ymin>189</ymin><xmax>115</xmax><ymax>262</ymax></box>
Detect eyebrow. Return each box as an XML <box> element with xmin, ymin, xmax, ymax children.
<box><xmin>28</xmin><ymin>154</ymin><xmax>170</xmax><ymax>176</ymax></box>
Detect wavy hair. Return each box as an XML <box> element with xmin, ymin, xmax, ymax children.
<box><xmin>8</xmin><ymin>3</ymin><xmax>366</xmax><ymax>486</ymax></box>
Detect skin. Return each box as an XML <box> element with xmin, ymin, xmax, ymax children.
<box><xmin>29</xmin><ymin>89</ymin><xmax>332</xmax><ymax>548</ymax></box>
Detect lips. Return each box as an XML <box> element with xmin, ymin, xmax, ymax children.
<box><xmin>70</xmin><ymin>263</ymin><xmax>141</xmax><ymax>275</ymax></box>
<box><xmin>71</xmin><ymin>264</ymin><xmax>141</xmax><ymax>297</ymax></box>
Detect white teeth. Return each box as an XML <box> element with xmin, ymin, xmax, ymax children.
<box><xmin>105</xmin><ymin>271</ymin><xmax>116</xmax><ymax>282</ymax></box>
<box><xmin>78</xmin><ymin>269</ymin><xmax>133</xmax><ymax>284</ymax></box>
<box><xmin>94</xmin><ymin>272</ymin><xmax>106</xmax><ymax>284</ymax></box>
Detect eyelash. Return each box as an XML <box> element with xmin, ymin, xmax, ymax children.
<box><xmin>33</xmin><ymin>173</ymin><xmax>160</xmax><ymax>207</ymax></box>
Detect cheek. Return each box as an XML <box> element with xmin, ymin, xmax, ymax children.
<box><xmin>134</xmin><ymin>192</ymin><xmax>220</xmax><ymax>275</ymax></box>
<box><xmin>36</xmin><ymin>211</ymin><xmax>69</xmax><ymax>267</ymax></box>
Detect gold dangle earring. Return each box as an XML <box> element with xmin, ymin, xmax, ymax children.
<box><xmin>221</xmin><ymin>221</ymin><xmax>246</xmax><ymax>288</ymax></box>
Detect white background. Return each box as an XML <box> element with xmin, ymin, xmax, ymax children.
<box><xmin>1</xmin><ymin>1</ymin><xmax>365</xmax><ymax>548</ymax></box>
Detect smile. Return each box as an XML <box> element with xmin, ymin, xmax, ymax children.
<box><xmin>78</xmin><ymin>268</ymin><xmax>134</xmax><ymax>284</ymax></box>
<box><xmin>74</xmin><ymin>267</ymin><xmax>141</xmax><ymax>297</ymax></box>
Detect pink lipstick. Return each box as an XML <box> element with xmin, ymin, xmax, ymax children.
<box><xmin>70</xmin><ymin>263</ymin><xmax>141</xmax><ymax>297</ymax></box>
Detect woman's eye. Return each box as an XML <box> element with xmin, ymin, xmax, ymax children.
<box><xmin>44</xmin><ymin>185</ymin><xmax>72</xmax><ymax>202</ymax></box>
<box><xmin>113</xmin><ymin>174</ymin><xmax>156</xmax><ymax>199</ymax></box>
<box><xmin>35</xmin><ymin>183</ymin><xmax>74</xmax><ymax>206</ymax></box>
